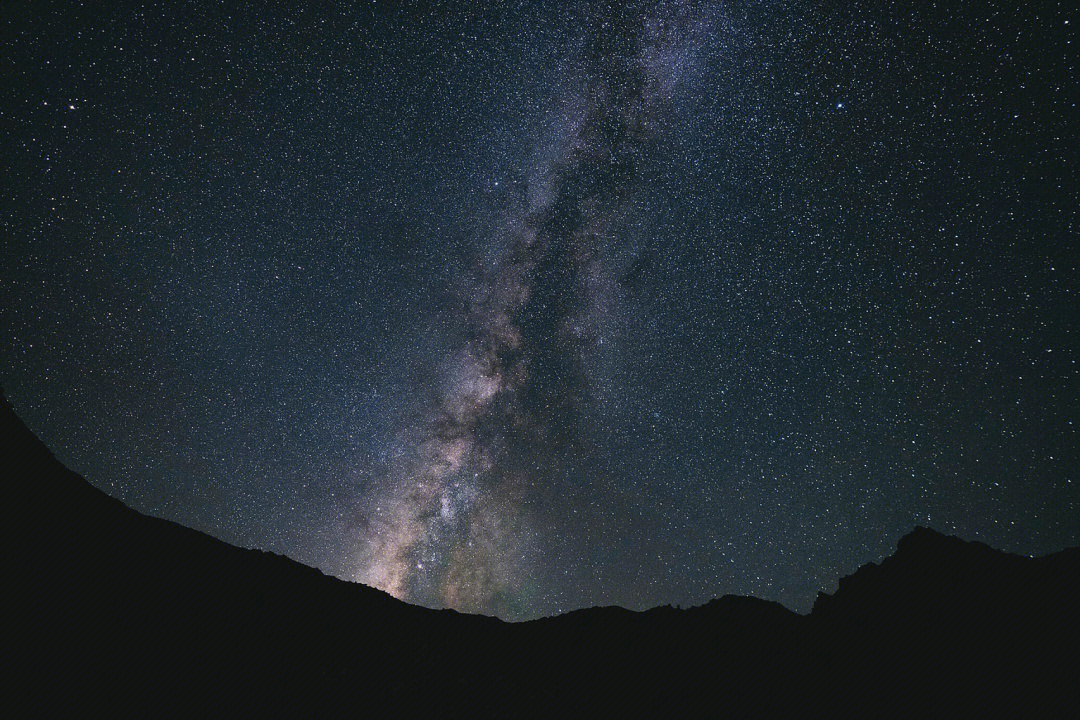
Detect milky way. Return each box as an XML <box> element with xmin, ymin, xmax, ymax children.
<box><xmin>2</xmin><ymin>0</ymin><xmax>1077</xmax><ymax>619</ymax></box>
<box><xmin>356</xmin><ymin>2</ymin><xmax>724</xmax><ymax>612</ymax></box>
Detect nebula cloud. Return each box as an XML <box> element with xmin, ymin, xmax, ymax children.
<box><xmin>354</xmin><ymin>1</ymin><xmax>722</xmax><ymax>615</ymax></box>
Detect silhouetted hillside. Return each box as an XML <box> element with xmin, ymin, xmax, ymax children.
<box><xmin>5</xmin><ymin>392</ymin><xmax>1077</xmax><ymax>716</ymax></box>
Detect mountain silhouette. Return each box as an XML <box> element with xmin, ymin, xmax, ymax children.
<box><xmin>5</xmin><ymin>391</ymin><xmax>1077</xmax><ymax>717</ymax></box>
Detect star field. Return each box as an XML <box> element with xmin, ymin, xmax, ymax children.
<box><xmin>2</xmin><ymin>0</ymin><xmax>1078</xmax><ymax>619</ymax></box>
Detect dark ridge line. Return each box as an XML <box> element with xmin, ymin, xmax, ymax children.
<box><xmin>6</xmin><ymin>387</ymin><xmax>1079</xmax><ymax>716</ymax></box>
<box><xmin>3</xmin><ymin>386</ymin><xmax>1075</xmax><ymax>623</ymax></box>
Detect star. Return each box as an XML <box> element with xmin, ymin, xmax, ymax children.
<box><xmin>1</xmin><ymin>0</ymin><xmax>1075</xmax><ymax>621</ymax></box>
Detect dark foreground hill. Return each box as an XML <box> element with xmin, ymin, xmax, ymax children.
<box><xmin>5</xmin><ymin>392</ymin><xmax>1078</xmax><ymax>717</ymax></box>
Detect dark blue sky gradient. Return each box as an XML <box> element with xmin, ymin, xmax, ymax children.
<box><xmin>2</xmin><ymin>0</ymin><xmax>1077</xmax><ymax>619</ymax></box>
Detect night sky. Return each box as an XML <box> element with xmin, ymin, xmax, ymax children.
<box><xmin>2</xmin><ymin>0</ymin><xmax>1077</xmax><ymax>620</ymax></box>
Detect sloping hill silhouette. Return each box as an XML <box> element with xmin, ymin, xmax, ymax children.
<box><xmin>5</xmin><ymin>391</ymin><xmax>1077</xmax><ymax>716</ymax></box>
